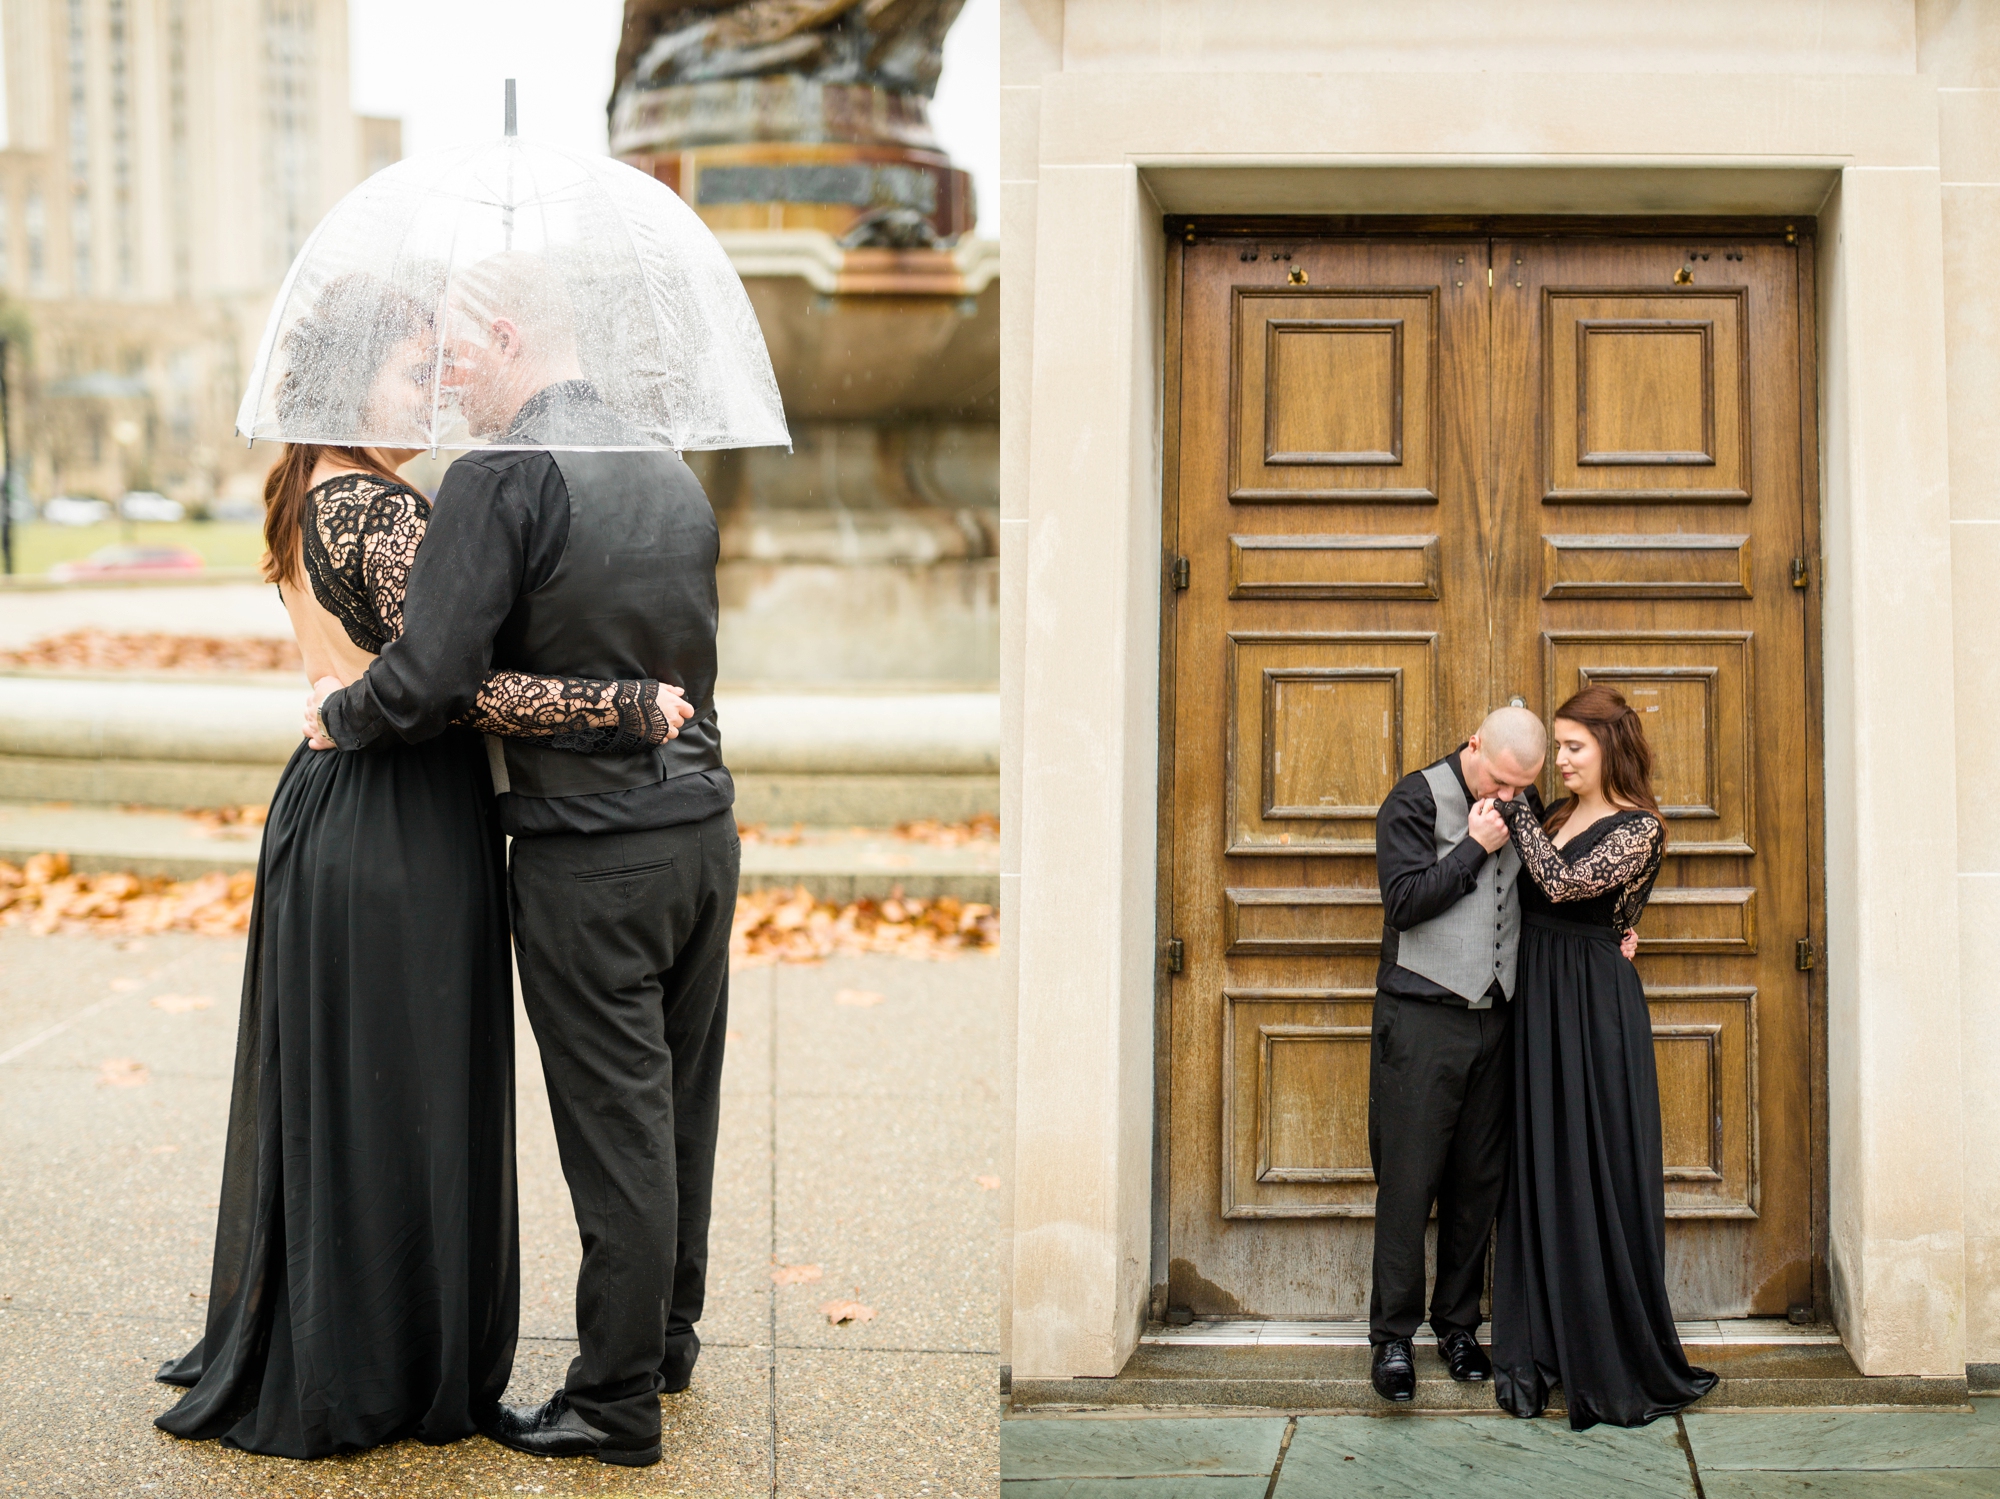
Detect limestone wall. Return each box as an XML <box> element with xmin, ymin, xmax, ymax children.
<box><xmin>1928</xmin><ymin>0</ymin><xmax>2000</xmax><ymax>1370</ymax></box>
<box><xmin>1002</xmin><ymin>0</ymin><xmax>1995</xmax><ymax>1382</ymax></box>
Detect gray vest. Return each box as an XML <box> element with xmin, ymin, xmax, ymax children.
<box><xmin>1392</xmin><ymin>761</ymin><xmax>1524</xmax><ymax>1008</ymax></box>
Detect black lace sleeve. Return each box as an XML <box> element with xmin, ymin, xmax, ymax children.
<box><xmin>462</xmin><ymin>675</ymin><xmax>676</xmax><ymax>752</ymax></box>
<box><xmin>304</xmin><ymin>472</ymin><xmax>675</xmax><ymax>752</ymax></box>
<box><xmin>1498</xmin><ymin>799</ymin><xmax>1665</xmax><ymax>925</ymax></box>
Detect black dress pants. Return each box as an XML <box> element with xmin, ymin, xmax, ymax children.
<box><xmin>508</xmin><ymin>810</ymin><xmax>739</xmax><ymax>1450</ymax></box>
<box><xmin>1367</xmin><ymin>990</ymin><xmax>1512</xmax><ymax>1344</ymax></box>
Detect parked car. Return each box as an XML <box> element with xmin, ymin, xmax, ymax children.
<box><xmin>41</xmin><ymin>495</ymin><xmax>113</xmax><ymax>526</ymax></box>
<box><xmin>119</xmin><ymin>491</ymin><xmax>186</xmax><ymax>522</ymax></box>
<box><xmin>209</xmin><ymin>497</ymin><xmax>264</xmax><ymax>523</ymax></box>
<box><xmin>48</xmin><ymin>544</ymin><xmax>205</xmax><ymax>582</ymax></box>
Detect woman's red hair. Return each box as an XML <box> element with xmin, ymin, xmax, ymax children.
<box><xmin>260</xmin><ymin>444</ymin><xmax>404</xmax><ymax>589</ymax></box>
<box><xmin>1543</xmin><ymin>685</ymin><xmax>1666</xmax><ymax>835</ymax></box>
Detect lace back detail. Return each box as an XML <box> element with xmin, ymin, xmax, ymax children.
<box><xmin>299</xmin><ymin>472</ymin><xmax>430</xmax><ymax>654</ymax></box>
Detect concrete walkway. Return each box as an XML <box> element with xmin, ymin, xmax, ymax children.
<box><xmin>1001</xmin><ymin>1402</ymin><xmax>2000</xmax><ymax>1495</ymax></box>
<box><xmin>0</xmin><ymin>930</ymin><xmax>1003</xmax><ymax>1498</ymax></box>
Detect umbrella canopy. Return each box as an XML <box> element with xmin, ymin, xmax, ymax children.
<box><xmin>235</xmin><ymin>134</ymin><xmax>788</xmax><ymax>453</ymax></box>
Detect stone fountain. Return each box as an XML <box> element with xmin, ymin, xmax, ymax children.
<box><xmin>609</xmin><ymin>0</ymin><xmax>997</xmax><ymax>690</ymax></box>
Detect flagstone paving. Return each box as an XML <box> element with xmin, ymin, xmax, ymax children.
<box><xmin>0</xmin><ymin>929</ymin><xmax>1003</xmax><ymax>1498</ymax></box>
<box><xmin>1003</xmin><ymin>1399</ymin><xmax>2000</xmax><ymax>1497</ymax></box>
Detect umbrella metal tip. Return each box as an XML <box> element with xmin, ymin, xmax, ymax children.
<box><xmin>504</xmin><ymin>79</ymin><xmax>517</xmax><ymax>137</ymax></box>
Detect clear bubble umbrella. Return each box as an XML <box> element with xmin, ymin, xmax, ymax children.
<box><xmin>235</xmin><ymin>88</ymin><xmax>788</xmax><ymax>454</ymax></box>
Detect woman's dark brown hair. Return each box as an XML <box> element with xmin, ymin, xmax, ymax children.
<box><xmin>260</xmin><ymin>273</ymin><xmax>431</xmax><ymax>588</ymax></box>
<box><xmin>1543</xmin><ymin>684</ymin><xmax>1666</xmax><ymax>835</ymax></box>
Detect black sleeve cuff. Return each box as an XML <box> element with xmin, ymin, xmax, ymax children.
<box><xmin>1446</xmin><ymin>833</ymin><xmax>1489</xmax><ymax>877</ymax></box>
<box><xmin>321</xmin><ymin>683</ymin><xmax>381</xmax><ymax>751</ymax></box>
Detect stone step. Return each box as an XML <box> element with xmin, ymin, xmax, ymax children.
<box><xmin>0</xmin><ymin>802</ymin><xmax>1000</xmax><ymax>904</ymax></box>
<box><xmin>1009</xmin><ymin>1333</ymin><xmax>1970</xmax><ymax>1415</ymax></box>
<box><xmin>0</xmin><ymin>675</ymin><xmax>1000</xmax><ymax>824</ymax></box>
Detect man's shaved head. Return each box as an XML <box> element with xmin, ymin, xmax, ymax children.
<box><xmin>1476</xmin><ymin>705</ymin><xmax>1548</xmax><ymax>769</ymax></box>
<box><xmin>1460</xmin><ymin>705</ymin><xmax>1548</xmax><ymax>802</ymax></box>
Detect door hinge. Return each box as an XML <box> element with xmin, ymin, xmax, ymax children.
<box><xmin>1796</xmin><ymin>938</ymin><xmax>1816</xmax><ymax>972</ymax></box>
<box><xmin>1791</xmin><ymin>557</ymin><xmax>1811</xmax><ymax>590</ymax></box>
<box><xmin>1171</xmin><ymin>556</ymin><xmax>1190</xmax><ymax>591</ymax></box>
<box><xmin>1166</xmin><ymin>937</ymin><xmax>1185</xmax><ymax>974</ymax></box>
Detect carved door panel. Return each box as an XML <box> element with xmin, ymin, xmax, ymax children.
<box><xmin>1169</xmin><ymin>240</ymin><xmax>1492</xmax><ymax>1310</ymax></box>
<box><xmin>1167</xmin><ymin>230</ymin><xmax>1817</xmax><ymax>1321</ymax></box>
<box><xmin>1493</xmin><ymin>237</ymin><xmax>1814</xmax><ymax>1314</ymax></box>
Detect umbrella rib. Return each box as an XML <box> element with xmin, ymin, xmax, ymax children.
<box><xmin>426</xmin><ymin>213</ymin><xmax>466</xmax><ymax>452</ymax></box>
<box><xmin>238</xmin><ymin>204</ymin><xmax>339</xmax><ymax>440</ymax></box>
<box><xmin>602</xmin><ymin>173</ymin><xmax>682</xmax><ymax>450</ymax></box>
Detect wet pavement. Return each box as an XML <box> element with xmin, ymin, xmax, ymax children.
<box><xmin>0</xmin><ymin>930</ymin><xmax>1002</xmax><ymax>1497</ymax></box>
<box><xmin>1000</xmin><ymin>1403</ymin><xmax>2000</xmax><ymax>1496</ymax></box>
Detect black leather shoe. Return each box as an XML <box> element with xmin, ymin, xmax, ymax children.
<box><xmin>478</xmin><ymin>1391</ymin><xmax>661</xmax><ymax>1467</ymax></box>
<box><xmin>1439</xmin><ymin>1329</ymin><xmax>1493</xmax><ymax>1382</ymax></box>
<box><xmin>1370</xmin><ymin>1339</ymin><xmax>1416</xmax><ymax>1402</ymax></box>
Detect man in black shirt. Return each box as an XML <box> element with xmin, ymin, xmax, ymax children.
<box><xmin>1366</xmin><ymin>707</ymin><xmax>1545</xmax><ymax>1404</ymax></box>
<box><xmin>314</xmin><ymin>253</ymin><xmax>739</xmax><ymax>1467</ymax></box>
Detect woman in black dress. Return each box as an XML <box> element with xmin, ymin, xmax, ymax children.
<box><xmin>1484</xmin><ymin>685</ymin><xmax>1717</xmax><ymax>1429</ymax></box>
<box><xmin>156</xmin><ymin>277</ymin><xmax>687</xmax><ymax>1457</ymax></box>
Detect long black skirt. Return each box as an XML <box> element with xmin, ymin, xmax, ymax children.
<box><xmin>1491</xmin><ymin>911</ymin><xmax>1716</xmax><ymax>1430</ymax></box>
<box><xmin>155</xmin><ymin>731</ymin><xmax>518</xmax><ymax>1457</ymax></box>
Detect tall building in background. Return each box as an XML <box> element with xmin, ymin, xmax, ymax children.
<box><xmin>0</xmin><ymin>0</ymin><xmax>399</xmax><ymax>506</ymax></box>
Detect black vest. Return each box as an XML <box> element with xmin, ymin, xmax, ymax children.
<box><xmin>488</xmin><ymin>448</ymin><xmax>725</xmax><ymax>800</ymax></box>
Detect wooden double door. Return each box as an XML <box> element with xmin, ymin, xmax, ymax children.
<box><xmin>1163</xmin><ymin>227</ymin><xmax>1821</xmax><ymax>1320</ymax></box>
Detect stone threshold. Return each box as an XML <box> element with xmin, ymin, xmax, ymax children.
<box><xmin>1010</xmin><ymin>1331</ymin><xmax>1970</xmax><ymax>1415</ymax></box>
<box><xmin>1144</xmin><ymin>1317</ymin><xmax>1841</xmax><ymax>1347</ymax></box>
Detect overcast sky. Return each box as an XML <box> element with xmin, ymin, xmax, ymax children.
<box><xmin>347</xmin><ymin>0</ymin><xmax>999</xmax><ymax>235</ymax></box>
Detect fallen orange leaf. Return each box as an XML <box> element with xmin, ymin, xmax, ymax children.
<box><xmin>770</xmin><ymin>1264</ymin><xmax>823</xmax><ymax>1285</ymax></box>
<box><xmin>150</xmin><ymin>994</ymin><xmax>213</xmax><ymax>1013</ymax></box>
<box><xmin>819</xmin><ymin>1299</ymin><xmax>876</xmax><ymax>1326</ymax></box>
<box><xmin>0</xmin><ymin>857</ymin><xmax>1003</xmax><ymax>960</ymax></box>
<box><xmin>892</xmin><ymin>814</ymin><xmax>999</xmax><ymax>848</ymax></box>
<box><xmin>834</xmin><ymin>989</ymin><xmax>885</xmax><ymax>1007</ymax></box>
<box><xmin>99</xmin><ymin>1058</ymin><xmax>149</xmax><ymax>1088</ymax></box>
<box><xmin>0</xmin><ymin>630</ymin><xmax>300</xmax><ymax>675</ymax></box>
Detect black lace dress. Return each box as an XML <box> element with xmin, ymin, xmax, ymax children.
<box><xmin>1489</xmin><ymin>799</ymin><xmax>1718</xmax><ymax>1430</ymax></box>
<box><xmin>156</xmin><ymin>474</ymin><xmax>670</xmax><ymax>1458</ymax></box>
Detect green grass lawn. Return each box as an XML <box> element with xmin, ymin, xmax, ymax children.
<box><xmin>4</xmin><ymin>521</ymin><xmax>268</xmax><ymax>577</ymax></box>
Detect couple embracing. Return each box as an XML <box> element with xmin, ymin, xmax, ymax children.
<box><xmin>1368</xmin><ymin>687</ymin><xmax>1718</xmax><ymax>1430</ymax></box>
<box><xmin>150</xmin><ymin>256</ymin><xmax>731</xmax><ymax>1467</ymax></box>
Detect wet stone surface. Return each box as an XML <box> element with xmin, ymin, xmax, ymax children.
<box><xmin>1003</xmin><ymin>1404</ymin><xmax>2000</xmax><ymax>1497</ymax></box>
<box><xmin>0</xmin><ymin>932</ymin><xmax>1002</xmax><ymax>1497</ymax></box>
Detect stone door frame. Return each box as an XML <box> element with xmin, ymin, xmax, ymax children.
<box><xmin>1007</xmin><ymin>73</ymin><xmax>1962</xmax><ymax>1384</ymax></box>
